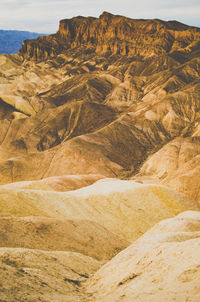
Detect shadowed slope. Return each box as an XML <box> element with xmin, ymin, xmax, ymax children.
<box><xmin>0</xmin><ymin>216</ymin><xmax>128</xmax><ymax>260</ymax></box>
<box><xmin>0</xmin><ymin>248</ymin><xmax>101</xmax><ymax>302</ymax></box>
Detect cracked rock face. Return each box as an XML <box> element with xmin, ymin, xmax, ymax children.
<box><xmin>20</xmin><ymin>12</ymin><xmax>200</xmax><ymax>60</ymax></box>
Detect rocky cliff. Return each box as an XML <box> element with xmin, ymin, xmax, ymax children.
<box><xmin>19</xmin><ymin>12</ymin><xmax>200</xmax><ymax>60</ymax></box>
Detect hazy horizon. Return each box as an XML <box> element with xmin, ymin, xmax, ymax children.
<box><xmin>0</xmin><ymin>0</ymin><xmax>200</xmax><ymax>34</ymax></box>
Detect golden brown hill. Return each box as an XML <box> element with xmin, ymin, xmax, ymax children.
<box><xmin>134</xmin><ymin>136</ymin><xmax>200</xmax><ymax>202</ymax></box>
<box><xmin>0</xmin><ymin>14</ymin><xmax>200</xmax><ymax>204</ymax></box>
<box><xmin>0</xmin><ymin>174</ymin><xmax>103</xmax><ymax>191</ymax></box>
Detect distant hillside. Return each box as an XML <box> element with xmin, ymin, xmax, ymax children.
<box><xmin>0</xmin><ymin>30</ymin><xmax>45</xmax><ymax>54</ymax></box>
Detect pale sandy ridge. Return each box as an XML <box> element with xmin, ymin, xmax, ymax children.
<box><xmin>0</xmin><ymin>178</ymin><xmax>199</xmax><ymax>301</ymax></box>
<box><xmin>0</xmin><ymin>179</ymin><xmax>199</xmax><ymax>242</ymax></box>
<box><xmin>87</xmin><ymin>211</ymin><xmax>200</xmax><ymax>302</ymax></box>
<box><xmin>0</xmin><ymin>174</ymin><xmax>103</xmax><ymax>192</ymax></box>
<box><xmin>1</xmin><ymin>210</ymin><xmax>199</xmax><ymax>301</ymax></box>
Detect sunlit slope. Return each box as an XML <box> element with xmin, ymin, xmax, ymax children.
<box><xmin>0</xmin><ymin>179</ymin><xmax>199</xmax><ymax>241</ymax></box>
<box><xmin>0</xmin><ymin>174</ymin><xmax>103</xmax><ymax>192</ymax></box>
<box><xmin>88</xmin><ymin>211</ymin><xmax>200</xmax><ymax>301</ymax></box>
<box><xmin>134</xmin><ymin>137</ymin><xmax>200</xmax><ymax>203</ymax></box>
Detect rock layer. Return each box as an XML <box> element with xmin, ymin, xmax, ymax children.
<box><xmin>19</xmin><ymin>12</ymin><xmax>200</xmax><ymax>60</ymax></box>
<box><xmin>0</xmin><ymin>216</ymin><xmax>128</xmax><ymax>260</ymax></box>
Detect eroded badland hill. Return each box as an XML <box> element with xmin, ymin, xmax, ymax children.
<box><xmin>0</xmin><ymin>12</ymin><xmax>200</xmax><ymax>301</ymax></box>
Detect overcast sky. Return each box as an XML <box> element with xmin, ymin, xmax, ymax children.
<box><xmin>0</xmin><ymin>0</ymin><xmax>200</xmax><ymax>33</ymax></box>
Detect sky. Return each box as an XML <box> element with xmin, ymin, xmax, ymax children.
<box><xmin>0</xmin><ymin>0</ymin><xmax>200</xmax><ymax>33</ymax></box>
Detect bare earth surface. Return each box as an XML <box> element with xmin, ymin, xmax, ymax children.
<box><xmin>87</xmin><ymin>211</ymin><xmax>200</xmax><ymax>302</ymax></box>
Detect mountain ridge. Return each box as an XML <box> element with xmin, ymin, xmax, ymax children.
<box><xmin>0</xmin><ymin>29</ymin><xmax>45</xmax><ymax>55</ymax></box>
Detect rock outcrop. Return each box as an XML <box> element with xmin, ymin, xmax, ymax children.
<box><xmin>19</xmin><ymin>12</ymin><xmax>200</xmax><ymax>60</ymax></box>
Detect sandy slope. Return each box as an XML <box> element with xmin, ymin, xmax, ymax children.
<box><xmin>87</xmin><ymin>211</ymin><xmax>200</xmax><ymax>301</ymax></box>
<box><xmin>1</xmin><ymin>210</ymin><xmax>199</xmax><ymax>301</ymax></box>
<box><xmin>0</xmin><ymin>179</ymin><xmax>198</xmax><ymax>242</ymax></box>
<box><xmin>0</xmin><ymin>216</ymin><xmax>128</xmax><ymax>260</ymax></box>
<box><xmin>135</xmin><ymin>137</ymin><xmax>200</xmax><ymax>203</ymax></box>
<box><xmin>0</xmin><ymin>178</ymin><xmax>199</xmax><ymax>301</ymax></box>
<box><xmin>0</xmin><ymin>248</ymin><xmax>101</xmax><ymax>302</ymax></box>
